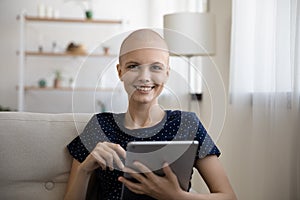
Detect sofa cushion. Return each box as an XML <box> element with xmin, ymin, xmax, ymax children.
<box><xmin>0</xmin><ymin>112</ymin><xmax>92</xmax><ymax>200</ymax></box>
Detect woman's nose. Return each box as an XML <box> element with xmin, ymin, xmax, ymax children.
<box><xmin>138</xmin><ymin>67</ymin><xmax>151</xmax><ymax>82</ymax></box>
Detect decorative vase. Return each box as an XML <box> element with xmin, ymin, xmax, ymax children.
<box><xmin>103</xmin><ymin>46</ymin><xmax>109</xmax><ymax>55</ymax></box>
<box><xmin>38</xmin><ymin>79</ymin><xmax>47</xmax><ymax>88</ymax></box>
<box><xmin>85</xmin><ymin>10</ymin><xmax>93</xmax><ymax>19</ymax></box>
<box><xmin>53</xmin><ymin>70</ymin><xmax>62</xmax><ymax>88</ymax></box>
<box><xmin>53</xmin><ymin>78</ymin><xmax>62</xmax><ymax>88</ymax></box>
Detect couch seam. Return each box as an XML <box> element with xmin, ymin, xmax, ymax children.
<box><xmin>0</xmin><ymin>118</ymin><xmax>88</xmax><ymax>123</ymax></box>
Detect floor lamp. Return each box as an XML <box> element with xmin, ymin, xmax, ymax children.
<box><xmin>163</xmin><ymin>12</ymin><xmax>216</xmax><ymax>111</ymax></box>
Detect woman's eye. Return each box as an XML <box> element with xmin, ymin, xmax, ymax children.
<box><xmin>151</xmin><ymin>65</ymin><xmax>163</xmax><ymax>71</ymax></box>
<box><xmin>127</xmin><ymin>65</ymin><xmax>138</xmax><ymax>70</ymax></box>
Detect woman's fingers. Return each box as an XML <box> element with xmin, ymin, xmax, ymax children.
<box><xmin>90</xmin><ymin>151</ymin><xmax>107</xmax><ymax>170</ymax></box>
<box><xmin>133</xmin><ymin>161</ymin><xmax>156</xmax><ymax>180</ymax></box>
<box><xmin>91</xmin><ymin>142</ymin><xmax>125</xmax><ymax>171</ymax></box>
<box><xmin>105</xmin><ymin>143</ymin><xmax>126</xmax><ymax>169</ymax></box>
<box><xmin>110</xmin><ymin>143</ymin><xmax>126</xmax><ymax>159</ymax></box>
<box><xmin>101</xmin><ymin>145</ymin><xmax>118</xmax><ymax>170</ymax></box>
<box><xmin>119</xmin><ymin>165</ymin><xmax>149</xmax><ymax>195</ymax></box>
<box><xmin>122</xmin><ymin>166</ymin><xmax>149</xmax><ymax>185</ymax></box>
<box><xmin>118</xmin><ymin>176</ymin><xmax>145</xmax><ymax>195</ymax></box>
<box><xmin>162</xmin><ymin>163</ymin><xmax>174</xmax><ymax>177</ymax></box>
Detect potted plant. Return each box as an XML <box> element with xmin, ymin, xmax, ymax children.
<box><xmin>53</xmin><ymin>70</ymin><xmax>62</xmax><ymax>88</ymax></box>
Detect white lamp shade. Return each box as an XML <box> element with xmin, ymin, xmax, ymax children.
<box><xmin>163</xmin><ymin>12</ymin><xmax>216</xmax><ymax>56</ymax></box>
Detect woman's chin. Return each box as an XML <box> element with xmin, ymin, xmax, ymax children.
<box><xmin>130</xmin><ymin>95</ymin><xmax>157</xmax><ymax>105</ymax></box>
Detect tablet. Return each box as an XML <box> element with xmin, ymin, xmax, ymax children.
<box><xmin>121</xmin><ymin>140</ymin><xmax>199</xmax><ymax>200</ymax></box>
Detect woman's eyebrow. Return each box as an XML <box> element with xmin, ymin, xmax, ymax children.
<box><xmin>151</xmin><ymin>62</ymin><xmax>165</xmax><ymax>66</ymax></box>
<box><xmin>124</xmin><ymin>61</ymin><xmax>140</xmax><ymax>66</ymax></box>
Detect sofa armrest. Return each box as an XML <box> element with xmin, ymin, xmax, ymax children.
<box><xmin>0</xmin><ymin>112</ymin><xmax>92</xmax><ymax>200</ymax></box>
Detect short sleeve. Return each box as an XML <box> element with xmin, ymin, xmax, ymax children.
<box><xmin>67</xmin><ymin>114</ymin><xmax>106</xmax><ymax>163</ymax></box>
<box><xmin>189</xmin><ymin>112</ymin><xmax>221</xmax><ymax>159</ymax></box>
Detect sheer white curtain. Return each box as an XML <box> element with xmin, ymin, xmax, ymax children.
<box><xmin>229</xmin><ymin>0</ymin><xmax>299</xmax><ymax>199</ymax></box>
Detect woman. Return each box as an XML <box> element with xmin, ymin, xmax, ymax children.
<box><xmin>64</xmin><ymin>29</ymin><xmax>237</xmax><ymax>200</ymax></box>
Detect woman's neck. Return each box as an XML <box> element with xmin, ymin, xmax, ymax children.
<box><xmin>124</xmin><ymin>102</ymin><xmax>165</xmax><ymax>129</ymax></box>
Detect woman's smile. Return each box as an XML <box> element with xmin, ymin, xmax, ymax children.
<box><xmin>134</xmin><ymin>85</ymin><xmax>155</xmax><ymax>93</ymax></box>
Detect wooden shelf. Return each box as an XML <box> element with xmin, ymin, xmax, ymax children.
<box><xmin>17</xmin><ymin>12</ymin><xmax>123</xmax><ymax>111</ymax></box>
<box><xmin>18</xmin><ymin>15</ymin><xmax>122</xmax><ymax>24</ymax></box>
<box><xmin>21</xmin><ymin>51</ymin><xmax>117</xmax><ymax>58</ymax></box>
<box><xmin>21</xmin><ymin>86</ymin><xmax>117</xmax><ymax>92</ymax></box>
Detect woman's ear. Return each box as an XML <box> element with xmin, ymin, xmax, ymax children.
<box><xmin>161</xmin><ymin>65</ymin><xmax>170</xmax><ymax>84</ymax></box>
<box><xmin>166</xmin><ymin>65</ymin><xmax>170</xmax><ymax>78</ymax></box>
<box><xmin>116</xmin><ymin>64</ymin><xmax>123</xmax><ymax>81</ymax></box>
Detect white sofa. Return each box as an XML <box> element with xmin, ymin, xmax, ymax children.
<box><xmin>0</xmin><ymin>112</ymin><xmax>92</xmax><ymax>200</ymax></box>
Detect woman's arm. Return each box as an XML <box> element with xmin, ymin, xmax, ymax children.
<box><xmin>64</xmin><ymin>159</ymin><xmax>91</xmax><ymax>200</ymax></box>
<box><xmin>64</xmin><ymin>142</ymin><xmax>126</xmax><ymax>200</ymax></box>
<box><xmin>178</xmin><ymin>155</ymin><xmax>237</xmax><ymax>200</ymax></box>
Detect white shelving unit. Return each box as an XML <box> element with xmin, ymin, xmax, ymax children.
<box><xmin>17</xmin><ymin>11</ymin><xmax>123</xmax><ymax>111</ymax></box>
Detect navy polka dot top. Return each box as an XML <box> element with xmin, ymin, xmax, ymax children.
<box><xmin>67</xmin><ymin>110</ymin><xmax>220</xmax><ymax>200</ymax></box>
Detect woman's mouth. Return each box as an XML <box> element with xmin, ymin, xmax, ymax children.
<box><xmin>135</xmin><ymin>85</ymin><xmax>155</xmax><ymax>92</ymax></box>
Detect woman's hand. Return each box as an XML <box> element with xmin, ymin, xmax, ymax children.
<box><xmin>118</xmin><ymin>162</ymin><xmax>183</xmax><ymax>200</ymax></box>
<box><xmin>80</xmin><ymin>142</ymin><xmax>126</xmax><ymax>173</ymax></box>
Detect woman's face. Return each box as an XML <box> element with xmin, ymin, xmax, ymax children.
<box><xmin>117</xmin><ymin>48</ymin><xmax>169</xmax><ymax>105</ymax></box>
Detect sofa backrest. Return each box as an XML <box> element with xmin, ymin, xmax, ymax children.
<box><xmin>0</xmin><ymin>112</ymin><xmax>92</xmax><ymax>200</ymax></box>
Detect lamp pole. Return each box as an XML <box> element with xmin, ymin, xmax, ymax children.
<box><xmin>187</xmin><ymin>56</ymin><xmax>192</xmax><ymax>111</ymax></box>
